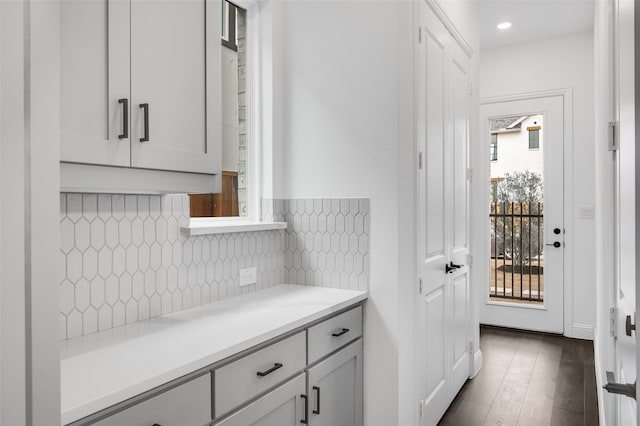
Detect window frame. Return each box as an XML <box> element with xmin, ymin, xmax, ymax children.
<box><xmin>528</xmin><ymin>126</ymin><xmax>541</xmax><ymax>150</ymax></box>
<box><xmin>189</xmin><ymin>0</ymin><xmax>263</xmax><ymax>226</ymax></box>
<box><xmin>490</xmin><ymin>133</ymin><xmax>498</xmax><ymax>161</ymax></box>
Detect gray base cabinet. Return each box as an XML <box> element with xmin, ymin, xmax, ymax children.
<box><xmin>308</xmin><ymin>340</ymin><xmax>363</xmax><ymax>426</ymax></box>
<box><xmin>72</xmin><ymin>304</ymin><xmax>364</xmax><ymax>426</ymax></box>
<box><xmin>92</xmin><ymin>374</ymin><xmax>211</xmax><ymax>426</ymax></box>
<box><xmin>214</xmin><ymin>374</ymin><xmax>306</xmax><ymax>426</ymax></box>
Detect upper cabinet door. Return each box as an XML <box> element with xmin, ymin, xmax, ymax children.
<box><xmin>60</xmin><ymin>0</ymin><xmax>131</xmax><ymax>166</ymax></box>
<box><xmin>130</xmin><ymin>0</ymin><xmax>221</xmax><ymax>175</ymax></box>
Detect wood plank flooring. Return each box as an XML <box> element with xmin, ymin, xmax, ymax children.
<box><xmin>438</xmin><ymin>326</ymin><xmax>599</xmax><ymax>426</ymax></box>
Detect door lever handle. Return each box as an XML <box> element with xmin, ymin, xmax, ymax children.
<box><xmin>604</xmin><ymin>371</ymin><xmax>636</xmax><ymax>399</ymax></box>
<box><xmin>445</xmin><ymin>262</ymin><xmax>462</xmax><ymax>274</ymax></box>
<box><xmin>626</xmin><ymin>315</ymin><xmax>636</xmax><ymax>336</ymax></box>
<box><xmin>545</xmin><ymin>242</ymin><xmax>562</xmax><ymax>248</ymax></box>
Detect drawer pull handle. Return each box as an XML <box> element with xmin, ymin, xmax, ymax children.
<box><xmin>300</xmin><ymin>394</ymin><xmax>309</xmax><ymax>424</ymax></box>
<box><xmin>256</xmin><ymin>362</ymin><xmax>283</xmax><ymax>377</ymax></box>
<box><xmin>332</xmin><ymin>328</ymin><xmax>350</xmax><ymax>337</ymax></box>
<box><xmin>313</xmin><ymin>386</ymin><xmax>321</xmax><ymax>414</ymax></box>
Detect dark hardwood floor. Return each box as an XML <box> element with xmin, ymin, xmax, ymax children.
<box><xmin>438</xmin><ymin>326</ymin><xmax>599</xmax><ymax>426</ymax></box>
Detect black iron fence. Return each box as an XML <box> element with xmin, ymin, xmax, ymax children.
<box><xmin>490</xmin><ymin>202</ymin><xmax>544</xmax><ymax>302</ymax></box>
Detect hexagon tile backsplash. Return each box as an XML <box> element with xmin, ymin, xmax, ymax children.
<box><xmin>60</xmin><ymin>194</ymin><xmax>369</xmax><ymax>340</ymax></box>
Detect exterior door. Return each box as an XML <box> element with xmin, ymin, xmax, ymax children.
<box><xmin>416</xmin><ymin>2</ymin><xmax>472</xmax><ymax>424</ymax></box>
<box><xmin>214</xmin><ymin>374</ymin><xmax>306</xmax><ymax>426</ymax></box>
<box><xmin>307</xmin><ymin>341</ymin><xmax>363</xmax><ymax>426</ymax></box>
<box><xmin>130</xmin><ymin>0</ymin><xmax>221</xmax><ymax>174</ymax></box>
<box><xmin>60</xmin><ymin>0</ymin><xmax>130</xmax><ymax>166</ymax></box>
<box><xmin>479</xmin><ymin>96</ymin><xmax>565</xmax><ymax>334</ymax></box>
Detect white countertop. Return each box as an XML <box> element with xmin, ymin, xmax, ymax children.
<box><xmin>60</xmin><ymin>285</ymin><xmax>367</xmax><ymax>424</ymax></box>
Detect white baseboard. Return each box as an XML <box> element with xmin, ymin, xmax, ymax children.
<box><xmin>471</xmin><ymin>349</ymin><xmax>483</xmax><ymax>378</ymax></box>
<box><xmin>593</xmin><ymin>333</ymin><xmax>607</xmax><ymax>426</ymax></box>
<box><xmin>569</xmin><ymin>323</ymin><xmax>594</xmax><ymax>340</ymax></box>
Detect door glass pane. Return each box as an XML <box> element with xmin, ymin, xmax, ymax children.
<box><xmin>489</xmin><ymin>114</ymin><xmax>544</xmax><ymax>305</ymax></box>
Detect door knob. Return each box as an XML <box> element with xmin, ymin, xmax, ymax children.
<box><xmin>545</xmin><ymin>242</ymin><xmax>561</xmax><ymax>248</ymax></box>
<box><xmin>604</xmin><ymin>371</ymin><xmax>636</xmax><ymax>399</ymax></box>
<box><xmin>626</xmin><ymin>315</ymin><xmax>636</xmax><ymax>336</ymax></box>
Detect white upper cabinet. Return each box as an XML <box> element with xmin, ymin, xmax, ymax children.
<box><xmin>60</xmin><ymin>0</ymin><xmax>221</xmax><ymax>177</ymax></box>
<box><xmin>130</xmin><ymin>0</ymin><xmax>221</xmax><ymax>174</ymax></box>
<box><xmin>60</xmin><ymin>0</ymin><xmax>130</xmax><ymax>167</ymax></box>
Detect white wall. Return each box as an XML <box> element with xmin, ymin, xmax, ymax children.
<box><xmin>269</xmin><ymin>0</ymin><xmax>479</xmax><ymax>423</ymax></box>
<box><xmin>480</xmin><ymin>32</ymin><xmax>596</xmax><ymax>338</ymax></box>
<box><xmin>273</xmin><ymin>2</ymin><xmax>401</xmax><ymax>423</ymax></box>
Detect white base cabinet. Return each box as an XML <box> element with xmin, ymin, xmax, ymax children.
<box><xmin>214</xmin><ymin>374</ymin><xmax>307</xmax><ymax>426</ymax></box>
<box><xmin>308</xmin><ymin>340</ymin><xmax>363</xmax><ymax>426</ymax></box>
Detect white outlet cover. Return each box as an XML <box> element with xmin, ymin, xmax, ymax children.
<box><xmin>239</xmin><ymin>267</ymin><xmax>257</xmax><ymax>287</ymax></box>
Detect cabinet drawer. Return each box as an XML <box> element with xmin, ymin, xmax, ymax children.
<box><xmin>93</xmin><ymin>374</ymin><xmax>211</xmax><ymax>426</ymax></box>
<box><xmin>308</xmin><ymin>306</ymin><xmax>362</xmax><ymax>364</ymax></box>
<box><xmin>215</xmin><ymin>331</ymin><xmax>306</xmax><ymax>417</ymax></box>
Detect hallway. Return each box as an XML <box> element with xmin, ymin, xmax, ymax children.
<box><xmin>439</xmin><ymin>326</ymin><xmax>598</xmax><ymax>425</ymax></box>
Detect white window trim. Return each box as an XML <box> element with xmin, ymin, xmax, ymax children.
<box><xmin>184</xmin><ymin>0</ymin><xmax>283</xmax><ymax>234</ymax></box>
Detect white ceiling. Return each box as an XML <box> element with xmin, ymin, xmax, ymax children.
<box><xmin>478</xmin><ymin>0</ymin><xmax>595</xmax><ymax>50</ymax></box>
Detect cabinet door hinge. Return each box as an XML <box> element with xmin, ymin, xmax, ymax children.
<box><xmin>609</xmin><ymin>121</ymin><xmax>619</xmax><ymax>151</ymax></box>
<box><xmin>610</xmin><ymin>306</ymin><xmax>617</xmax><ymax>337</ymax></box>
<box><xmin>418</xmin><ymin>152</ymin><xmax>424</xmax><ymax>170</ymax></box>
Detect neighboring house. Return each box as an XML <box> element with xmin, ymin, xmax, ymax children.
<box><xmin>490</xmin><ymin>114</ymin><xmax>544</xmax><ymax>180</ymax></box>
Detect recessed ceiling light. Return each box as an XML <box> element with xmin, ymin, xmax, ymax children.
<box><xmin>497</xmin><ymin>22</ymin><xmax>512</xmax><ymax>30</ymax></box>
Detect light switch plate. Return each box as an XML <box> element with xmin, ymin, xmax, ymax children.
<box><xmin>580</xmin><ymin>206</ymin><xmax>594</xmax><ymax>220</ymax></box>
<box><xmin>239</xmin><ymin>267</ymin><xmax>257</xmax><ymax>287</ymax></box>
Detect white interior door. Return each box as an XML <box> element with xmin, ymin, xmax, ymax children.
<box><xmin>130</xmin><ymin>0</ymin><xmax>221</xmax><ymax>174</ymax></box>
<box><xmin>479</xmin><ymin>96</ymin><xmax>565</xmax><ymax>334</ymax></box>
<box><xmin>611</xmin><ymin>0</ymin><xmax>637</xmax><ymax>422</ymax></box>
<box><xmin>60</xmin><ymin>0</ymin><xmax>130</xmax><ymax>166</ymax></box>
<box><xmin>416</xmin><ymin>2</ymin><xmax>471</xmax><ymax>424</ymax></box>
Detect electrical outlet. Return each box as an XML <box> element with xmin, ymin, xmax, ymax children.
<box><xmin>239</xmin><ymin>267</ymin><xmax>257</xmax><ymax>287</ymax></box>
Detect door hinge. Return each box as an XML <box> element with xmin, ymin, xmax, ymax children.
<box><xmin>468</xmin><ymin>83</ymin><xmax>473</xmax><ymax>97</ymax></box>
<box><xmin>466</xmin><ymin>168</ymin><xmax>473</xmax><ymax>181</ymax></box>
<box><xmin>468</xmin><ymin>341</ymin><xmax>474</xmax><ymax>354</ymax></box>
<box><xmin>466</xmin><ymin>254</ymin><xmax>473</xmax><ymax>266</ymax></box>
<box><xmin>418</xmin><ymin>26</ymin><xmax>423</xmax><ymax>44</ymax></box>
<box><xmin>610</xmin><ymin>306</ymin><xmax>617</xmax><ymax>337</ymax></box>
<box><xmin>608</xmin><ymin>121</ymin><xmax>619</xmax><ymax>151</ymax></box>
<box><xmin>418</xmin><ymin>152</ymin><xmax>423</xmax><ymax>169</ymax></box>
<box><xmin>419</xmin><ymin>278</ymin><xmax>423</xmax><ymax>294</ymax></box>
<box><xmin>419</xmin><ymin>400</ymin><xmax>424</xmax><ymax>418</ymax></box>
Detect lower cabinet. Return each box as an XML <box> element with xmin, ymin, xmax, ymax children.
<box><xmin>75</xmin><ymin>305</ymin><xmax>364</xmax><ymax>426</ymax></box>
<box><xmin>93</xmin><ymin>374</ymin><xmax>211</xmax><ymax>426</ymax></box>
<box><xmin>214</xmin><ymin>374</ymin><xmax>307</xmax><ymax>426</ymax></box>
<box><xmin>308</xmin><ymin>340</ymin><xmax>363</xmax><ymax>426</ymax></box>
